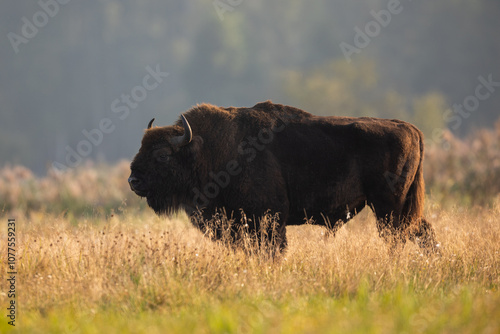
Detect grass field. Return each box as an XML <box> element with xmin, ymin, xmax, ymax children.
<box><xmin>1</xmin><ymin>126</ymin><xmax>499</xmax><ymax>333</ymax></box>
<box><xmin>1</xmin><ymin>202</ymin><xmax>499</xmax><ymax>333</ymax></box>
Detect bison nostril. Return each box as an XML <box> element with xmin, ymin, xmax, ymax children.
<box><xmin>128</xmin><ymin>175</ymin><xmax>147</xmax><ymax>195</ymax></box>
<box><xmin>128</xmin><ymin>176</ymin><xmax>140</xmax><ymax>187</ymax></box>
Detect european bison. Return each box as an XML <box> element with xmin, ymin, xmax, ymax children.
<box><xmin>129</xmin><ymin>101</ymin><xmax>438</xmax><ymax>252</ymax></box>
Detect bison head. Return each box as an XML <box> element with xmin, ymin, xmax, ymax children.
<box><xmin>129</xmin><ymin>114</ymin><xmax>199</xmax><ymax>215</ymax></box>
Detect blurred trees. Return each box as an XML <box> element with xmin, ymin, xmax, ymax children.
<box><xmin>283</xmin><ymin>59</ymin><xmax>447</xmax><ymax>138</ymax></box>
<box><xmin>0</xmin><ymin>0</ymin><xmax>498</xmax><ymax>172</ymax></box>
<box><xmin>425</xmin><ymin>121</ymin><xmax>500</xmax><ymax>206</ymax></box>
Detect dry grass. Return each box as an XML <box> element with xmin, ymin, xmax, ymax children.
<box><xmin>1</xmin><ymin>202</ymin><xmax>499</xmax><ymax>333</ymax></box>
<box><xmin>425</xmin><ymin>121</ymin><xmax>500</xmax><ymax>206</ymax></box>
<box><xmin>0</xmin><ymin>161</ymin><xmax>145</xmax><ymax>217</ymax></box>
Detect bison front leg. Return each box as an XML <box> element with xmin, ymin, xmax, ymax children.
<box><xmin>375</xmin><ymin>214</ymin><xmax>407</xmax><ymax>254</ymax></box>
<box><xmin>216</xmin><ymin>209</ymin><xmax>286</xmax><ymax>259</ymax></box>
<box><xmin>251</xmin><ymin>211</ymin><xmax>288</xmax><ymax>257</ymax></box>
<box><xmin>269</xmin><ymin>216</ymin><xmax>288</xmax><ymax>253</ymax></box>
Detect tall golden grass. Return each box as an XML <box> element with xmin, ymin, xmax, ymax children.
<box><xmin>14</xmin><ymin>205</ymin><xmax>500</xmax><ymax>304</ymax></box>
<box><xmin>0</xmin><ymin>203</ymin><xmax>498</xmax><ymax>332</ymax></box>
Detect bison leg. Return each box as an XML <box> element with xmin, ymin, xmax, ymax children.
<box><xmin>224</xmin><ymin>210</ymin><xmax>288</xmax><ymax>259</ymax></box>
<box><xmin>368</xmin><ymin>196</ymin><xmax>406</xmax><ymax>249</ymax></box>
<box><xmin>408</xmin><ymin>218</ymin><xmax>440</xmax><ymax>254</ymax></box>
<box><xmin>373</xmin><ymin>210</ymin><xmax>440</xmax><ymax>255</ymax></box>
<box><xmin>255</xmin><ymin>212</ymin><xmax>288</xmax><ymax>256</ymax></box>
<box><xmin>374</xmin><ymin>212</ymin><xmax>407</xmax><ymax>254</ymax></box>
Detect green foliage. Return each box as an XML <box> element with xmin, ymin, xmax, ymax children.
<box><xmin>5</xmin><ymin>288</ymin><xmax>497</xmax><ymax>333</ymax></box>
<box><xmin>283</xmin><ymin>58</ymin><xmax>449</xmax><ymax>139</ymax></box>
<box><xmin>283</xmin><ymin>59</ymin><xmax>379</xmax><ymax>117</ymax></box>
<box><xmin>412</xmin><ymin>92</ymin><xmax>447</xmax><ymax>139</ymax></box>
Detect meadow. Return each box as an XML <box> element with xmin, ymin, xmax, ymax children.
<box><xmin>1</xmin><ymin>125</ymin><xmax>499</xmax><ymax>333</ymax></box>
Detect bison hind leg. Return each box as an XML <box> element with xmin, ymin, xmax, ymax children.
<box><xmin>408</xmin><ymin>218</ymin><xmax>440</xmax><ymax>254</ymax></box>
<box><xmin>375</xmin><ymin>213</ymin><xmax>440</xmax><ymax>255</ymax></box>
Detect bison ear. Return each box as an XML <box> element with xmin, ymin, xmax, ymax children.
<box><xmin>170</xmin><ymin>114</ymin><xmax>192</xmax><ymax>149</ymax></box>
<box><xmin>188</xmin><ymin>135</ymin><xmax>204</xmax><ymax>156</ymax></box>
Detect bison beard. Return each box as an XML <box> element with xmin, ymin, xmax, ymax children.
<box><xmin>129</xmin><ymin>101</ymin><xmax>439</xmax><ymax>254</ymax></box>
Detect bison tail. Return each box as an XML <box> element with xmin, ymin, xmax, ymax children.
<box><xmin>402</xmin><ymin>131</ymin><xmax>438</xmax><ymax>252</ymax></box>
<box><xmin>401</xmin><ymin>133</ymin><xmax>425</xmax><ymax>223</ymax></box>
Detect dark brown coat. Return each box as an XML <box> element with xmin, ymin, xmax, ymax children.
<box><xmin>129</xmin><ymin>101</ymin><xmax>438</xmax><ymax>252</ymax></box>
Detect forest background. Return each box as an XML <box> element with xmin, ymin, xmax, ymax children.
<box><xmin>1</xmin><ymin>0</ymin><xmax>499</xmax><ymax>176</ymax></box>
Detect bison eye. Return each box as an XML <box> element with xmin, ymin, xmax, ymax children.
<box><xmin>158</xmin><ymin>153</ymin><xmax>168</xmax><ymax>162</ymax></box>
<box><xmin>153</xmin><ymin>148</ymin><xmax>172</xmax><ymax>162</ymax></box>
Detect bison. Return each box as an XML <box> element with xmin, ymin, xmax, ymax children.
<box><xmin>129</xmin><ymin>101</ymin><xmax>438</xmax><ymax>253</ymax></box>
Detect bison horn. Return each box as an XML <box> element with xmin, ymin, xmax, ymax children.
<box><xmin>170</xmin><ymin>114</ymin><xmax>192</xmax><ymax>148</ymax></box>
<box><xmin>147</xmin><ymin>118</ymin><xmax>155</xmax><ymax>129</ymax></box>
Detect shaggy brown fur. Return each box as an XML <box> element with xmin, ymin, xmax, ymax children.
<box><xmin>129</xmin><ymin>101</ymin><xmax>438</xmax><ymax>252</ymax></box>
